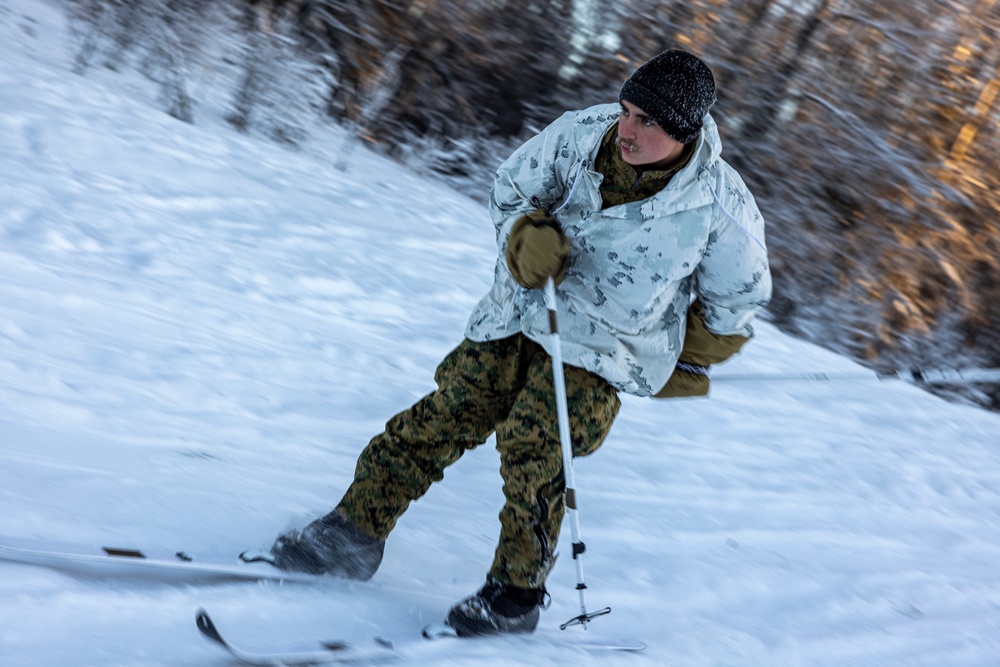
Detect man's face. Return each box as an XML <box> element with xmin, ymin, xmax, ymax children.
<box><xmin>617</xmin><ymin>100</ymin><xmax>686</xmax><ymax>169</ymax></box>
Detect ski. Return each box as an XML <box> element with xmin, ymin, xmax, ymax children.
<box><xmin>197</xmin><ymin>609</ymin><xmax>644</xmax><ymax>666</ymax></box>
<box><xmin>422</xmin><ymin>620</ymin><xmax>646</xmax><ymax>651</ymax></box>
<box><xmin>0</xmin><ymin>538</ymin><xmax>316</xmax><ymax>584</ymax></box>
<box><xmin>197</xmin><ymin>609</ymin><xmax>396</xmax><ymax>665</ymax></box>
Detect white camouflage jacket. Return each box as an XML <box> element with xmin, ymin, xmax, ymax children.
<box><xmin>465</xmin><ymin>103</ymin><xmax>772</xmax><ymax>396</ymax></box>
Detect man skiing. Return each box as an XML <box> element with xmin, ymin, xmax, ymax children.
<box><xmin>268</xmin><ymin>49</ymin><xmax>772</xmax><ymax>637</ymax></box>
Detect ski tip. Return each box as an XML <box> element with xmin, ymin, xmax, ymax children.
<box><xmin>603</xmin><ymin>639</ymin><xmax>646</xmax><ymax>652</ymax></box>
<box><xmin>195</xmin><ymin>609</ymin><xmax>227</xmax><ymax>647</ymax></box>
<box><xmin>238</xmin><ymin>549</ymin><xmax>276</xmax><ymax>566</ymax></box>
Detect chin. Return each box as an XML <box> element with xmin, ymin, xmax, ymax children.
<box><xmin>620</xmin><ymin>151</ymin><xmax>642</xmax><ymax>166</ymax></box>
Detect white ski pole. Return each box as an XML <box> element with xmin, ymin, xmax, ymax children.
<box><xmin>544</xmin><ymin>277</ymin><xmax>611</xmax><ymax>631</ymax></box>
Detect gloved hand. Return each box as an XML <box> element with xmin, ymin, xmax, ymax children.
<box><xmin>655</xmin><ymin>300</ymin><xmax>750</xmax><ymax>399</ymax></box>
<box><xmin>505</xmin><ymin>209</ymin><xmax>570</xmax><ymax>289</ymax></box>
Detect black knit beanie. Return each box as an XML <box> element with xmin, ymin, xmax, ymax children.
<box><xmin>619</xmin><ymin>50</ymin><xmax>717</xmax><ymax>144</ymax></box>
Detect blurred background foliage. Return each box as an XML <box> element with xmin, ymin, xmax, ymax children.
<box><xmin>65</xmin><ymin>0</ymin><xmax>1000</xmax><ymax>410</ymax></box>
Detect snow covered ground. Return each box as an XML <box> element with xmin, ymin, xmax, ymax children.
<box><xmin>3</xmin><ymin>3</ymin><xmax>1000</xmax><ymax>666</ymax></box>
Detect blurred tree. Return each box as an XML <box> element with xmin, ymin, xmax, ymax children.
<box><xmin>67</xmin><ymin>0</ymin><xmax>229</xmax><ymax>122</ymax></box>
<box><xmin>227</xmin><ymin>0</ymin><xmax>334</xmax><ymax>145</ymax></box>
<box><xmin>293</xmin><ymin>0</ymin><xmax>576</xmax><ymax>174</ymax></box>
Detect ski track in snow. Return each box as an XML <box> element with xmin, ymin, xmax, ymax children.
<box><xmin>2</xmin><ymin>3</ymin><xmax>1000</xmax><ymax>666</ymax></box>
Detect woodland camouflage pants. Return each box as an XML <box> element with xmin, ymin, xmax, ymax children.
<box><xmin>335</xmin><ymin>334</ymin><xmax>620</xmax><ymax>590</ymax></box>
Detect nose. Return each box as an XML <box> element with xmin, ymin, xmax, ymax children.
<box><xmin>618</xmin><ymin>114</ymin><xmax>636</xmax><ymax>139</ymax></box>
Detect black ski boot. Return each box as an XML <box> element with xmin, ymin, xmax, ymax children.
<box><xmin>446</xmin><ymin>576</ymin><xmax>548</xmax><ymax>637</ymax></box>
<box><xmin>269</xmin><ymin>510</ymin><xmax>384</xmax><ymax>580</ymax></box>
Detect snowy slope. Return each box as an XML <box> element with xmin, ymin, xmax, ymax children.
<box><xmin>2</xmin><ymin>3</ymin><xmax>1000</xmax><ymax>666</ymax></box>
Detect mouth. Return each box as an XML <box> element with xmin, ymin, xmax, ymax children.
<box><xmin>617</xmin><ymin>137</ymin><xmax>638</xmax><ymax>155</ymax></box>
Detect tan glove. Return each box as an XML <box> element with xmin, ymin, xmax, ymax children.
<box><xmin>505</xmin><ymin>210</ymin><xmax>570</xmax><ymax>289</ymax></box>
<box><xmin>655</xmin><ymin>300</ymin><xmax>750</xmax><ymax>398</ymax></box>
